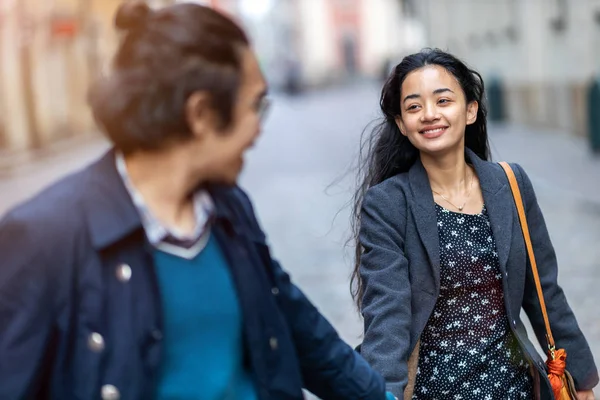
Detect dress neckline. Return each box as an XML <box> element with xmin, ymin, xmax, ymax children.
<box><xmin>434</xmin><ymin>202</ymin><xmax>486</xmax><ymax>217</ymax></box>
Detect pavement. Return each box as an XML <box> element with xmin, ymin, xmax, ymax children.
<box><xmin>0</xmin><ymin>82</ymin><xmax>599</xmax><ymax>397</ymax></box>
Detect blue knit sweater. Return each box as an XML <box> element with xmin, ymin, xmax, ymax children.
<box><xmin>153</xmin><ymin>235</ymin><xmax>258</xmax><ymax>400</ymax></box>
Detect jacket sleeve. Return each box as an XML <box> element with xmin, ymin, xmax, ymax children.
<box><xmin>0</xmin><ymin>212</ymin><xmax>56</xmax><ymax>399</ymax></box>
<box><xmin>270</xmin><ymin>259</ymin><xmax>387</xmax><ymax>399</ymax></box>
<box><xmin>358</xmin><ymin>184</ymin><xmax>412</xmax><ymax>398</ymax></box>
<box><xmin>233</xmin><ymin>187</ymin><xmax>387</xmax><ymax>400</ymax></box>
<box><xmin>514</xmin><ymin>164</ymin><xmax>599</xmax><ymax>391</ymax></box>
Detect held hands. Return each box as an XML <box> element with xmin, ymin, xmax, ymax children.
<box><xmin>577</xmin><ymin>390</ymin><xmax>595</xmax><ymax>400</ymax></box>
<box><xmin>384</xmin><ymin>389</ymin><xmax>594</xmax><ymax>399</ymax></box>
<box><xmin>382</xmin><ymin>390</ymin><xmax>595</xmax><ymax>399</ymax></box>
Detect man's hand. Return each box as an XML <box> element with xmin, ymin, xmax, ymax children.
<box><xmin>577</xmin><ymin>390</ymin><xmax>596</xmax><ymax>400</ymax></box>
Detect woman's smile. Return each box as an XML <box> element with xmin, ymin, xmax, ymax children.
<box><xmin>419</xmin><ymin>125</ymin><xmax>448</xmax><ymax>139</ymax></box>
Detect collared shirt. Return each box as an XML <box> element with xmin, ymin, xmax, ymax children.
<box><xmin>115</xmin><ymin>152</ymin><xmax>214</xmax><ymax>259</ymax></box>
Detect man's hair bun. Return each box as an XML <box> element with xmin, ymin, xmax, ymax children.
<box><xmin>115</xmin><ymin>1</ymin><xmax>152</xmax><ymax>32</ymax></box>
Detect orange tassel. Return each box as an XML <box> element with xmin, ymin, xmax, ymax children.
<box><xmin>546</xmin><ymin>348</ymin><xmax>568</xmax><ymax>399</ymax></box>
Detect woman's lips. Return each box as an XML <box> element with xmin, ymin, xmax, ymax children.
<box><xmin>420</xmin><ymin>126</ymin><xmax>448</xmax><ymax>139</ymax></box>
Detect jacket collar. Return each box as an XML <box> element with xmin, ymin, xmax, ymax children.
<box><xmin>83</xmin><ymin>150</ymin><xmax>238</xmax><ymax>250</ymax></box>
<box><xmin>84</xmin><ymin>150</ymin><xmax>144</xmax><ymax>250</ymax></box>
<box><xmin>408</xmin><ymin>148</ymin><xmax>514</xmax><ymax>287</ymax></box>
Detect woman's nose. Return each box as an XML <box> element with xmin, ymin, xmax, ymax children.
<box><xmin>421</xmin><ymin>103</ymin><xmax>439</xmax><ymax>122</ymax></box>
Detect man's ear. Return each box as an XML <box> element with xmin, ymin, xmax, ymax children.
<box><xmin>185</xmin><ymin>91</ymin><xmax>218</xmax><ymax>138</ymax></box>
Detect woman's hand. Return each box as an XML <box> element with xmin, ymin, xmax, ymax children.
<box><xmin>577</xmin><ymin>390</ymin><xmax>596</xmax><ymax>400</ymax></box>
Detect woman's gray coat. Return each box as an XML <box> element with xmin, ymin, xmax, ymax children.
<box><xmin>358</xmin><ymin>149</ymin><xmax>598</xmax><ymax>399</ymax></box>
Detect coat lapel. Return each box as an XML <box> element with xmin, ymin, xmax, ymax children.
<box><xmin>408</xmin><ymin>149</ymin><xmax>515</xmax><ymax>282</ymax></box>
<box><xmin>408</xmin><ymin>159</ymin><xmax>441</xmax><ymax>286</ymax></box>
<box><xmin>467</xmin><ymin>150</ymin><xmax>513</xmax><ymax>275</ymax></box>
<box><xmin>83</xmin><ymin>149</ymin><xmax>145</xmax><ymax>250</ymax></box>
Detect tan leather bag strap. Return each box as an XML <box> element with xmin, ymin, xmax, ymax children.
<box><xmin>498</xmin><ymin>162</ymin><xmax>556</xmax><ymax>350</ymax></box>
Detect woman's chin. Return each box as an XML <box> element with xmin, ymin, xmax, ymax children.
<box><xmin>416</xmin><ymin>136</ymin><xmax>464</xmax><ymax>156</ymax></box>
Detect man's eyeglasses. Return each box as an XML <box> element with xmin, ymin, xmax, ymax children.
<box><xmin>257</xmin><ymin>96</ymin><xmax>272</xmax><ymax>124</ymax></box>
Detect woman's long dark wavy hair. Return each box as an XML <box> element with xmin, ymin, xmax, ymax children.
<box><xmin>350</xmin><ymin>48</ymin><xmax>491</xmax><ymax>310</ymax></box>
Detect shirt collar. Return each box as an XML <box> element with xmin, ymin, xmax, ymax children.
<box><xmin>115</xmin><ymin>152</ymin><xmax>214</xmax><ymax>246</ymax></box>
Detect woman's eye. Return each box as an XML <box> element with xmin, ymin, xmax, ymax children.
<box><xmin>438</xmin><ymin>98</ymin><xmax>450</xmax><ymax>104</ymax></box>
<box><xmin>407</xmin><ymin>105</ymin><xmax>419</xmax><ymax>110</ymax></box>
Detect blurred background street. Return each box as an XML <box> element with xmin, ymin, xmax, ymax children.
<box><xmin>0</xmin><ymin>82</ymin><xmax>598</xmax><ymax>397</ymax></box>
<box><xmin>1</xmin><ymin>0</ymin><xmax>600</xmax><ymax>397</ymax></box>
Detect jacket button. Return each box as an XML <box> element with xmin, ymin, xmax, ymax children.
<box><xmin>269</xmin><ymin>337</ymin><xmax>278</xmax><ymax>351</ymax></box>
<box><xmin>101</xmin><ymin>384</ymin><xmax>120</xmax><ymax>400</ymax></box>
<box><xmin>88</xmin><ymin>332</ymin><xmax>105</xmax><ymax>352</ymax></box>
<box><xmin>271</xmin><ymin>287</ymin><xmax>279</xmax><ymax>295</ymax></box>
<box><xmin>116</xmin><ymin>263</ymin><xmax>132</xmax><ymax>282</ymax></box>
<box><xmin>151</xmin><ymin>329</ymin><xmax>163</xmax><ymax>341</ymax></box>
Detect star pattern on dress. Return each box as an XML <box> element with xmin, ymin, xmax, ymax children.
<box><xmin>413</xmin><ymin>204</ymin><xmax>533</xmax><ymax>399</ymax></box>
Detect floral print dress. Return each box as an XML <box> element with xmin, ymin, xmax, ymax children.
<box><xmin>413</xmin><ymin>204</ymin><xmax>533</xmax><ymax>400</ymax></box>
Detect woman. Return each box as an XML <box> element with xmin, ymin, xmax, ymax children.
<box><xmin>351</xmin><ymin>48</ymin><xmax>598</xmax><ymax>399</ymax></box>
<box><xmin>0</xmin><ymin>3</ymin><xmax>392</xmax><ymax>399</ymax></box>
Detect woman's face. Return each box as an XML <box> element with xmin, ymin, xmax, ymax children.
<box><xmin>189</xmin><ymin>47</ymin><xmax>268</xmax><ymax>185</ymax></box>
<box><xmin>395</xmin><ymin>65</ymin><xmax>478</xmax><ymax>157</ymax></box>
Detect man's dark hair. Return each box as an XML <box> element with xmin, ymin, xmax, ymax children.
<box><xmin>88</xmin><ymin>1</ymin><xmax>250</xmax><ymax>153</ymax></box>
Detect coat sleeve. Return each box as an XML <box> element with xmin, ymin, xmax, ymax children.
<box><xmin>232</xmin><ymin>187</ymin><xmax>387</xmax><ymax>400</ymax></box>
<box><xmin>359</xmin><ymin>184</ymin><xmax>412</xmax><ymax>398</ymax></box>
<box><xmin>514</xmin><ymin>164</ymin><xmax>599</xmax><ymax>391</ymax></box>
<box><xmin>0</xmin><ymin>212</ymin><xmax>56</xmax><ymax>399</ymax></box>
<box><xmin>269</xmin><ymin>258</ymin><xmax>387</xmax><ymax>399</ymax></box>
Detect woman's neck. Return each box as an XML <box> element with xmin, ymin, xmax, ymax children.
<box><xmin>420</xmin><ymin>150</ymin><xmax>471</xmax><ymax>196</ymax></box>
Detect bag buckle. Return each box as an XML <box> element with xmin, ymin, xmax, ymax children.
<box><xmin>548</xmin><ymin>343</ymin><xmax>556</xmax><ymax>361</ymax></box>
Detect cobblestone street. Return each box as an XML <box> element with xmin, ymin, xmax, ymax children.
<box><xmin>1</xmin><ymin>82</ymin><xmax>599</xmax><ymax>397</ymax></box>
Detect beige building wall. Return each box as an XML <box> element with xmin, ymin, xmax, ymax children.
<box><xmin>0</xmin><ymin>1</ymin><xmax>30</xmax><ymax>150</ymax></box>
<box><xmin>359</xmin><ymin>0</ymin><xmax>402</xmax><ymax>76</ymax></box>
<box><xmin>296</xmin><ymin>0</ymin><xmax>338</xmax><ymax>85</ymax></box>
<box><xmin>293</xmin><ymin>0</ymin><xmax>421</xmax><ymax>84</ymax></box>
<box><xmin>0</xmin><ymin>0</ymin><xmax>173</xmax><ymax>151</ymax></box>
<box><xmin>359</xmin><ymin>0</ymin><xmax>425</xmax><ymax>77</ymax></box>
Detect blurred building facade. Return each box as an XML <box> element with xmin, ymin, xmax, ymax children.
<box><xmin>0</xmin><ymin>0</ymin><xmax>174</xmax><ymax>152</ymax></box>
<box><xmin>0</xmin><ymin>0</ymin><xmax>422</xmax><ymax>152</ymax></box>
<box><xmin>2</xmin><ymin>0</ymin><xmax>113</xmax><ymax>151</ymax></box>
<box><xmin>226</xmin><ymin>0</ymin><xmax>424</xmax><ymax>90</ymax></box>
<box><xmin>411</xmin><ymin>0</ymin><xmax>600</xmax><ymax>137</ymax></box>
